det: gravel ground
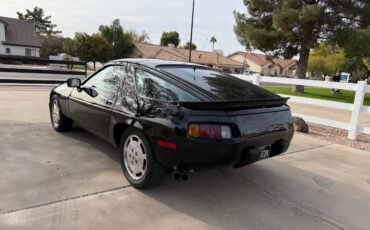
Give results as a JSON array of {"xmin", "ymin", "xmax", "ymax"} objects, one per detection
[{"xmin": 302, "ymin": 123, "xmax": 370, "ymax": 152}]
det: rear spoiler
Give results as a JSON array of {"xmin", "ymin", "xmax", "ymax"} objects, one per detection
[{"xmin": 175, "ymin": 97, "xmax": 289, "ymax": 111}]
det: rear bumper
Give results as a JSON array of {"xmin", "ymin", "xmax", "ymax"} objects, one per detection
[{"xmin": 154, "ymin": 128, "xmax": 294, "ymax": 170}]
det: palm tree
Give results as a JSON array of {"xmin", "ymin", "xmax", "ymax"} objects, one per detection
[{"xmin": 210, "ymin": 36, "xmax": 217, "ymax": 50}]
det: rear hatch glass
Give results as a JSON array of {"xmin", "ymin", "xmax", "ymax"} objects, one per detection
[{"xmin": 160, "ymin": 66, "xmax": 280, "ymax": 101}]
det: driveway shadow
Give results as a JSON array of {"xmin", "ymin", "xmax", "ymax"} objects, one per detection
[
  {"xmin": 59, "ymin": 126, "xmax": 120, "ymax": 164},
  {"xmin": 54, "ymin": 127, "xmax": 334, "ymax": 229},
  {"xmin": 136, "ymin": 163, "xmax": 305, "ymax": 229}
]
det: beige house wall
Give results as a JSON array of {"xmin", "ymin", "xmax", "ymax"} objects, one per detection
[
  {"xmin": 1, "ymin": 44, "xmax": 40, "ymax": 57},
  {"xmin": 261, "ymin": 63, "xmax": 272, "ymax": 75},
  {"xmin": 282, "ymin": 68, "xmax": 296, "ymax": 77},
  {"xmin": 281, "ymin": 62, "xmax": 297, "ymax": 77},
  {"xmin": 269, "ymin": 64, "xmax": 281, "ymax": 76},
  {"xmin": 229, "ymin": 53, "xmax": 298, "ymax": 77},
  {"xmin": 228, "ymin": 54, "xmax": 262, "ymax": 73},
  {"xmin": 248, "ymin": 61, "xmax": 263, "ymax": 73},
  {"xmin": 228, "ymin": 54, "xmax": 245, "ymax": 63},
  {"xmin": 129, "ymin": 47, "xmax": 144, "ymax": 58},
  {"xmin": 0, "ymin": 22, "xmax": 5, "ymax": 42}
]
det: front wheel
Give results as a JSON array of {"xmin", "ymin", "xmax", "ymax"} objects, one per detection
[
  {"xmin": 119, "ymin": 128, "xmax": 165, "ymax": 189},
  {"xmin": 50, "ymin": 95, "xmax": 73, "ymax": 132}
]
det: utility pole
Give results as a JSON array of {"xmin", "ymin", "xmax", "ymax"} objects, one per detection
[{"xmin": 188, "ymin": 0, "xmax": 195, "ymax": 62}]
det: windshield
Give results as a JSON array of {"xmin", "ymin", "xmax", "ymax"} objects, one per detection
[{"xmin": 161, "ymin": 67, "xmax": 280, "ymax": 101}]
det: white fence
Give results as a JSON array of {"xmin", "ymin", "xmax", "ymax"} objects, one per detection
[{"xmin": 233, "ymin": 74, "xmax": 370, "ymax": 140}]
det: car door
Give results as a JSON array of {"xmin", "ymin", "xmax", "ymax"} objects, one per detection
[{"xmin": 69, "ymin": 65, "xmax": 124, "ymax": 139}]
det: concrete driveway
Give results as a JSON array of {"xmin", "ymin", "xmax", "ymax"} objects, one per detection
[{"xmin": 0, "ymin": 85, "xmax": 370, "ymax": 230}]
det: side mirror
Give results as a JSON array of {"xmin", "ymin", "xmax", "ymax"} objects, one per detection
[
  {"xmin": 84, "ymin": 87, "xmax": 99, "ymax": 97},
  {"xmin": 66, "ymin": 78, "xmax": 81, "ymax": 88}
]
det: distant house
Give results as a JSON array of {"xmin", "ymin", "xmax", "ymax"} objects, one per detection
[
  {"xmin": 130, "ymin": 42, "xmax": 244, "ymax": 73},
  {"xmin": 0, "ymin": 16, "xmax": 41, "ymax": 57},
  {"xmin": 228, "ymin": 51, "xmax": 297, "ymax": 77}
]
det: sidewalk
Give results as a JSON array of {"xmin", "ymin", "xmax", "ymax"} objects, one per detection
[{"xmin": 289, "ymin": 101, "xmax": 370, "ymax": 126}]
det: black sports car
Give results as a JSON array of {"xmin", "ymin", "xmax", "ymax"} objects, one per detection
[{"xmin": 49, "ymin": 59, "xmax": 294, "ymax": 189}]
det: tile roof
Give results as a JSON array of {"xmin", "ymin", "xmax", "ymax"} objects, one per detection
[
  {"xmin": 134, "ymin": 42, "xmax": 244, "ymax": 67},
  {"xmin": 153, "ymin": 49, "xmax": 188, "ymax": 62},
  {"xmin": 0, "ymin": 16, "xmax": 41, "ymax": 47},
  {"xmin": 272, "ymin": 58, "xmax": 296, "ymax": 68},
  {"xmin": 229, "ymin": 51, "xmax": 296, "ymax": 68}
]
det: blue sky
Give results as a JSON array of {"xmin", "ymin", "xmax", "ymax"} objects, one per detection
[{"xmin": 0, "ymin": 0, "xmax": 247, "ymax": 55}]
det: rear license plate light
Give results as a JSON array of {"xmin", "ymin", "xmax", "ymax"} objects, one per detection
[{"xmin": 259, "ymin": 146, "xmax": 271, "ymax": 160}]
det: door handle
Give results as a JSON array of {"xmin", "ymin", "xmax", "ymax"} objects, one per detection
[{"xmin": 105, "ymin": 99, "xmax": 114, "ymax": 105}]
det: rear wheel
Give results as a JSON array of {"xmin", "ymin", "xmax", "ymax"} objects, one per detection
[
  {"xmin": 50, "ymin": 95, "xmax": 73, "ymax": 132},
  {"xmin": 119, "ymin": 128, "xmax": 164, "ymax": 189}
]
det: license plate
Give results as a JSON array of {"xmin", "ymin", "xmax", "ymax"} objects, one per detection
[{"xmin": 259, "ymin": 147, "xmax": 270, "ymax": 160}]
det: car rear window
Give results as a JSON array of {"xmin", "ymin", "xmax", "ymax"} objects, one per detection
[
  {"xmin": 136, "ymin": 69, "xmax": 200, "ymax": 102},
  {"xmin": 161, "ymin": 67, "xmax": 280, "ymax": 101}
]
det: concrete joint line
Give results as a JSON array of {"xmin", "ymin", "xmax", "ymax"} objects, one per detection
[
  {"xmin": 283, "ymin": 143, "xmax": 333, "ymax": 156},
  {"xmin": 1, "ymin": 185, "xmax": 132, "ymax": 216}
]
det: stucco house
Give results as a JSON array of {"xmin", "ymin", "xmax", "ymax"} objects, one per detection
[
  {"xmin": 130, "ymin": 42, "xmax": 245, "ymax": 73},
  {"xmin": 0, "ymin": 16, "xmax": 41, "ymax": 57},
  {"xmin": 228, "ymin": 51, "xmax": 297, "ymax": 77}
]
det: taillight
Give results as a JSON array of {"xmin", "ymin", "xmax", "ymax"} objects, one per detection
[{"xmin": 188, "ymin": 124, "xmax": 232, "ymax": 139}]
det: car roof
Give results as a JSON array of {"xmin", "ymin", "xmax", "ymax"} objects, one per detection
[{"xmin": 109, "ymin": 58, "xmax": 206, "ymax": 70}]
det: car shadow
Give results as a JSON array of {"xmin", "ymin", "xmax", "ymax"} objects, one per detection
[
  {"xmin": 136, "ymin": 163, "xmax": 292, "ymax": 229},
  {"xmin": 57, "ymin": 127, "xmax": 296, "ymax": 228},
  {"xmin": 59, "ymin": 126, "xmax": 121, "ymax": 164}
]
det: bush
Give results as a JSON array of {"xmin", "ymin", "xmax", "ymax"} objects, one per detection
[
  {"xmin": 351, "ymin": 68, "xmax": 368, "ymax": 83},
  {"xmin": 63, "ymin": 55, "xmax": 73, "ymax": 70}
]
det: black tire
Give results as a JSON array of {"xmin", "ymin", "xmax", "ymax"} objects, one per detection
[
  {"xmin": 50, "ymin": 95, "xmax": 73, "ymax": 132},
  {"xmin": 119, "ymin": 128, "xmax": 165, "ymax": 189}
]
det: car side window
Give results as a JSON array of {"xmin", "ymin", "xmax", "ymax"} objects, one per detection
[
  {"xmin": 135, "ymin": 69, "xmax": 199, "ymax": 102},
  {"xmin": 84, "ymin": 66, "xmax": 123, "ymax": 93},
  {"xmin": 122, "ymin": 64, "xmax": 136, "ymax": 91}
]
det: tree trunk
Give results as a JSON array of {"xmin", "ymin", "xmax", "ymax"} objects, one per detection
[
  {"xmin": 293, "ymin": 45, "xmax": 310, "ymax": 93},
  {"xmin": 93, "ymin": 62, "xmax": 96, "ymax": 71}
]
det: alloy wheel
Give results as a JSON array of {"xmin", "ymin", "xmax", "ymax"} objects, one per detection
[
  {"xmin": 52, "ymin": 100, "xmax": 60, "ymax": 127},
  {"xmin": 123, "ymin": 135, "xmax": 147, "ymax": 180}
]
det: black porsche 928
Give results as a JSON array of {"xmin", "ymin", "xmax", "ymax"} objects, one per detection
[{"xmin": 49, "ymin": 59, "xmax": 294, "ymax": 189}]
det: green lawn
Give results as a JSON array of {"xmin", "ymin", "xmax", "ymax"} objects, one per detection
[{"xmin": 264, "ymin": 86, "xmax": 370, "ymax": 106}]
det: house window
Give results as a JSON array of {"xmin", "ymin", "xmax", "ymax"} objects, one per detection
[
  {"xmin": 5, "ymin": 48, "xmax": 10, "ymax": 54},
  {"xmin": 25, "ymin": 48, "xmax": 37, "ymax": 57}
]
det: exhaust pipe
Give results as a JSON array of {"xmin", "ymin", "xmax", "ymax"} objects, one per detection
[
  {"xmin": 173, "ymin": 165, "xmax": 190, "ymax": 181},
  {"xmin": 174, "ymin": 173, "xmax": 181, "ymax": 180}
]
